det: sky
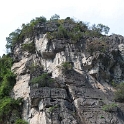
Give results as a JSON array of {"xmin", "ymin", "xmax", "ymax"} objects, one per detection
[{"xmin": 0, "ymin": 0, "xmax": 124, "ymax": 56}]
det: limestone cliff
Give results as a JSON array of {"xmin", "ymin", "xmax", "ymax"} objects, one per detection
[{"xmin": 10, "ymin": 20, "xmax": 124, "ymax": 124}]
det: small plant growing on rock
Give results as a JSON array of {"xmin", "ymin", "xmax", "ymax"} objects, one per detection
[
  {"xmin": 110, "ymin": 81, "xmax": 117, "ymax": 87},
  {"xmin": 29, "ymin": 64, "xmax": 43, "ymax": 73},
  {"xmin": 60, "ymin": 62, "xmax": 72, "ymax": 73},
  {"xmin": 30, "ymin": 73, "xmax": 54, "ymax": 87},
  {"xmin": 102, "ymin": 103, "xmax": 118, "ymax": 112},
  {"xmin": 48, "ymin": 104, "xmax": 58, "ymax": 113},
  {"xmin": 14, "ymin": 119, "xmax": 28, "ymax": 124},
  {"xmin": 21, "ymin": 42, "xmax": 35, "ymax": 53},
  {"xmin": 115, "ymin": 82, "xmax": 124, "ymax": 102},
  {"xmin": 100, "ymin": 115, "xmax": 105, "ymax": 119}
]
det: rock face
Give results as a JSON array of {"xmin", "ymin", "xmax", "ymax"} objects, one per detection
[{"xmin": 11, "ymin": 26, "xmax": 124, "ymax": 124}]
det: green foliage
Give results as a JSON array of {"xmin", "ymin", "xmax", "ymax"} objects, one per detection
[
  {"xmin": 102, "ymin": 103, "xmax": 117, "ymax": 112},
  {"xmin": 30, "ymin": 73, "xmax": 54, "ymax": 87},
  {"xmin": 0, "ymin": 55, "xmax": 13, "ymax": 76},
  {"xmin": 61, "ymin": 62, "xmax": 72, "ymax": 73},
  {"xmin": 100, "ymin": 115, "xmax": 105, "ymax": 119},
  {"xmin": 48, "ymin": 105, "xmax": 58, "ymax": 112},
  {"xmin": 29, "ymin": 64, "xmax": 43, "ymax": 73},
  {"xmin": 6, "ymin": 15, "xmax": 110, "ymax": 53},
  {"xmin": 14, "ymin": 119, "xmax": 28, "ymax": 124},
  {"xmin": 6, "ymin": 29, "xmax": 21, "ymax": 53},
  {"xmin": 91, "ymin": 24, "xmax": 110, "ymax": 35},
  {"xmin": 96, "ymin": 24, "xmax": 110, "ymax": 34},
  {"xmin": 115, "ymin": 82, "xmax": 124, "ymax": 102},
  {"xmin": 57, "ymin": 25, "xmax": 68, "ymax": 38},
  {"xmin": 21, "ymin": 42, "xmax": 35, "ymax": 53},
  {"xmin": 110, "ymin": 81, "xmax": 117, "ymax": 87},
  {"xmin": 20, "ymin": 16, "xmax": 46, "ymax": 40},
  {"xmin": 0, "ymin": 55, "xmax": 16, "ymax": 98},
  {"xmin": 6, "ymin": 16, "xmax": 46, "ymax": 53},
  {"xmin": 0, "ymin": 97, "xmax": 23, "ymax": 123},
  {"xmin": 46, "ymin": 22, "xmax": 85, "ymax": 43},
  {"xmin": 0, "ymin": 55, "xmax": 23, "ymax": 123},
  {"xmin": 68, "ymin": 24, "xmax": 83, "ymax": 43},
  {"xmin": 47, "ymin": 32, "xmax": 53, "ymax": 40},
  {"xmin": 84, "ymin": 30, "xmax": 102, "ymax": 37},
  {"xmin": 50, "ymin": 14, "xmax": 60, "ymax": 20}
]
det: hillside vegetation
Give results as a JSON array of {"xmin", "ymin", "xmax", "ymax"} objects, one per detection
[
  {"xmin": 6, "ymin": 14, "xmax": 109, "ymax": 53},
  {"xmin": 0, "ymin": 14, "xmax": 124, "ymax": 124}
]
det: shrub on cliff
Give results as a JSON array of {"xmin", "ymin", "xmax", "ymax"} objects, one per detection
[
  {"xmin": 115, "ymin": 82, "xmax": 124, "ymax": 102},
  {"xmin": 21, "ymin": 42, "xmax": 35, "ymax": 53},
  {"xmin": 102, "ymin": 103, "xmax": 118, "ymax": 112},
  {"xmin": 30, "ymin": 73, "xmax": 54, "ymax": 87},
  {"xmin": 14, "ymin": 119, "xmax": 28, "ymax": 124},
  {"xmin": 50, "ymin": 14, "xmax": 60, "ymax": 20},
  {"xmin": 29, "ymin": 64, "xmax": 43, "ymax": 73},
  {"xmin": 6, "ymin": 16, "xmax": 46, "ymax": 53},
  {"xmin": 6, "ymin": 15, "xmax": 110, "ymax": 54},
  {"xmin": 60, "ymin": 62, "xmax": 72, "ymax": 73}
]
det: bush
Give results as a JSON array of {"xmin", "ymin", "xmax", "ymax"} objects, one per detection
[
  {"xmin": 61, "ymin": 62, "xmax": 72, "ymax": 73},
  {"xmin": 102, "ymin": 103, "xmax": 118, "ymax": 112},
  {"xmin": 50, "ymin": 14, "xmax": 60, "ymax": 20},
  {"xmin": 57, "ymin": 25, "xmax": 68, "ymax": 38},
  {"xmin": 14, "ymin": 119, "xmax": 28, "ymax": 124},
  {"xmin": 30, "ymin": 73, "xmax": 54, "ymax": 87},
  {"xmin": 6, "ymin": 16, "xmax": 46, "ymax": 53},
  {"xmin": 48, "ymin": 105, "xmax": 58, "ymax": 113},
  {"xmin": 21, "ymin": 42, "xmax": 35, "ymax": 53},
  {"xmin": 115, "ymin": 82, "xmax": 124, "ymax": 102},
  {"xmin": 46, "ymin": 32, "xmax": 55, "ymax": 40},
  {"xmin": 29, "ymin": 64, "xmax": 43, "ymax": 73},
  {"xmin": 110, "ymin": 81, "xmax": 117, "ymax": 87}
]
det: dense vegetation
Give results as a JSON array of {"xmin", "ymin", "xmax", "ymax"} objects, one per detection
[
  {"xmin": 30, "ymin": 73, "xmax": 54, "ymax": 87},
  {"xmin": 0, "ymin": 55, "xmax": 16, "ymax": 98},
  {"xmin": 6, "ymin": 16, "xmax": 46, "ymax": 53},
  {"xmin": 0, "ymin": 55, "xmax": 27, "ymax": 124},
  {"xmin": 6, "ymin": 14, "xmax": 110, "ymax": 53}
]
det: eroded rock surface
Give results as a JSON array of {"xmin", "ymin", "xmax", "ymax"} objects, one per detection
[{"xmin": 11, "ymin": 32, "xmax": 124, "ymax": 124}]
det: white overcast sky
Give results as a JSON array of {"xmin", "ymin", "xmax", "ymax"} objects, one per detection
[{"xmin": 0, "ymin": 0, "xmax": 124, "ymax": 56}]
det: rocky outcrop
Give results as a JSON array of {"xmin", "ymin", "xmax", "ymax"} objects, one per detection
[{"xmin": 11, "ymin": 27, "xmax": 124, "ymax": 124}]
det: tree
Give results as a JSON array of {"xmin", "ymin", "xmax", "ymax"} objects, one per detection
[
  {"xmin": 92, "ymin": 24, "xmax": 110, "ymax": 34},
  {"xmin": 50, "ymin": 14, "xmax": 60, "ymax": 20},
  {"xmin": 91, "ymin": 24, "xmax": 110, "ymax": 36},
  {"xmin": 6, "ymin": 29, "xmax": 21, "ymax": 53},
  {"xmin": 97, "ymin": 24, "xmax": 110, "ymax": 34}
]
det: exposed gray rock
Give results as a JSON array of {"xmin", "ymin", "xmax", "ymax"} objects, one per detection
[{"xmin": 11, "ymin": 32, "xmax": 124, "ymax": 124}]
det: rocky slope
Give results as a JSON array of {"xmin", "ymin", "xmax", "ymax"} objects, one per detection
[{"xmin": 10, "ymin": 20, "xmax": 124, "ymax": 124}]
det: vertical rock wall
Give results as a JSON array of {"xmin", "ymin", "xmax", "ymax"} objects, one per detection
[{"xmin": 11, "ymin": 34, "xmax": 124, "ymax": 124}]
